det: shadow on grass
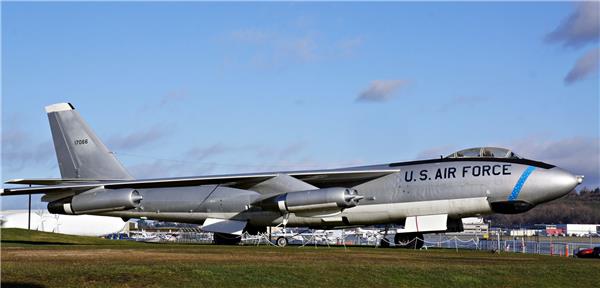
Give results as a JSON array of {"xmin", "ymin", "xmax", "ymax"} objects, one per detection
[{"xmin": 1, "ymin": 282, "xmax": 46, "ymax": 288}]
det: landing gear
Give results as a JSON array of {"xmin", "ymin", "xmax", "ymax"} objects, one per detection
[
  {"xmin": 394, "ymin": 232, "xmax": 424, "ymax": 249},
  {"xmin": 245, "ymin": 226, "xmax": 266, "ymax": 235},
  {"xmin": 380, "ymin": 238, "xmax": 391, "ymax": 248},
  {"xmin": 276, "ymin": 236, "xmax": 288, "ymax": 247},
  {"xmin": 394, "ymin": 233, "xmax": 409, "ymax": 248},
  {"xmin": 380, "ymin": 225, "xmax": 391, "ymax": 248},
  {"xmin": 213, "ymin": 233, "xmax": 241, "ymax": 245}
]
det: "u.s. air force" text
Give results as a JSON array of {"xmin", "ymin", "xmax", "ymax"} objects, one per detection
[{"xmin": 404, "ymin": 164, "xmax": 511, "ymax": 182}]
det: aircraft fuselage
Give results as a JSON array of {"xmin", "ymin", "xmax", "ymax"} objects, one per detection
[{"xmin": 101, "ymin": 157, "xmax": 579, "ymax": 229}]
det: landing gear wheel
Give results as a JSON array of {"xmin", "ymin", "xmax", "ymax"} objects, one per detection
[
  {"xmin": 394, "ymin": 233, "xmax": 410, "ymax": 248},
  {"xmin": 380, "ymin": 238, "xmax": 391, "ymax": 248},
  {"xmin": 276, "ymin": 236, "xmax": 288, "ymax": 247},
  {"xmin": 395, "ymin": 233, "xmax": 424, "ymax": 249},
  {"xmin": 213, "ymin": 233, "xmax": 241, "ymax": 245},
  {"xmin": 413, "ymin": 233, "xmax": 424, "ymax": 249}
]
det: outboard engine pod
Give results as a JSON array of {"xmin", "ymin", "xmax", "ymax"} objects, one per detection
[
  {"xmin": 274, "ymin": 187, "xmax": 362, "ymax": 215},
  {"xmin": 48, "ymin": 188, "xmax": 142, "ymax": 215}
]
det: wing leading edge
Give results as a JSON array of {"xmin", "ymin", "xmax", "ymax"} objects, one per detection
[{"xmin": 2, "ymin": 169, "xmax": 399, "ymax": 196}]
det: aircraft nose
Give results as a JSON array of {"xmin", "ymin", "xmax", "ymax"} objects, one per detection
[
  {"xmin": 551, "ymin": 168, "xmax": 581, "ymax": 188},
  {"xmin": 540, "ymin": 167, "xmax": 582, "ymax": 201}
]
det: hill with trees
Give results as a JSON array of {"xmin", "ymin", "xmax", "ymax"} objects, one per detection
[{"xmin": 486, "ymin": 187, "xmax": 600, "ymax": 226}]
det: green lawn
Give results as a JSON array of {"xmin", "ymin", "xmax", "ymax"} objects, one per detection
[
  {"xmin": 2, "ymin": 228, "xmax": 599, "ymax": 288},
  {"xmin": 0, "ymin": 228, "xmax": 141, "ymax": 246}
]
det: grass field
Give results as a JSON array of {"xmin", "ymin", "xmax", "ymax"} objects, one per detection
[{"xmin": 2, "ymin": 228, "xmax": 599, "ymax": 288}]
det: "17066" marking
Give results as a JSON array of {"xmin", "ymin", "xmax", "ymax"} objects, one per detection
[{"xmin": 74, "ymin": 139, "xmax": 89, "ymax": 145}]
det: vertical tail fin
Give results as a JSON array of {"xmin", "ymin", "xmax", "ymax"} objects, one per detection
[{"xmin": 45, "ymin": 103, "xmax": 134, "ymax": 180}]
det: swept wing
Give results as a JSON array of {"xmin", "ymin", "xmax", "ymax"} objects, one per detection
[{"xmin": 2, "ymin": 169, "xmax": 399, "ymax": 196}]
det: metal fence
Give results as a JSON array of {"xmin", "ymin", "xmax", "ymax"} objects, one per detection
[
  {"xmin": 413, "ymin": 234, "xmax": 599, "ymax": 257},
  {"xmin": 118, "ymin": 228, "xmax": 599, "ymax": 257}
]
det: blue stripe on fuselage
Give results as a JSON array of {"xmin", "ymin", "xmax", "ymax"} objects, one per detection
[{"xmin": 508, "ymin": 166, "xmax": 536, "ymax": 201}]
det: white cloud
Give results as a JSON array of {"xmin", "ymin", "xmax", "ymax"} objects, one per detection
[
  {"xmin": 2, "ymin": 128, "xmax": 54, "ymax": 173},
  {"xmin": 545, "ymin": 2, "xmax": 600, "ymax": 86},
  {"xmin": 337, "ymin": 36, "xmax": 363, "ymax": 57},
  {"xmin": 185, "ymin": 143, "xmax": 231, "ymax": 161},
  {"xmin": 127, "ymin": 159, "xmax": 216, "ymax": 179},
  {"xmin": 227, "ymin": 26, "xmax": 363, "ymax": 69},
  {"xmin": 284, "ymin": 35, "xmax": 317, "ymax": 61},
  {"xmin": 510, "ymin": 137, "xmax": 599, "ymax": 187},
  {"xmin": 545, "ymin": 1, "xmax": 599, "ymax": 48},
  {"xmin": 107, "ymin": 125, "xmax": 170, "ymax": 151},
  {"xmin": 356, "ymin": 80, "xmax": 408, "ymax": 102},
  {"xmin": 277, "ymin": 142, "xmax": 307, "ymax": 160},
  {"xmin": 564, "ymin": 47, "xmax": 600, "ymax": 84},
  {"xmin": 160, "ymin": 89, "xmax": 189, "ymax": 106}
]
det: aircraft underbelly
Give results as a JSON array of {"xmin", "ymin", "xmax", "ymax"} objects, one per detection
[
  {"xmin": 102, "ymin": 196, "xmax": 491, "ymax": 228},
  {"xmin": 341, "ymin": 196, "xmax": 492, "ymax": 225}
]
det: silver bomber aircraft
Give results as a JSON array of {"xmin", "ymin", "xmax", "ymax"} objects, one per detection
[{"xmin": 1, "ymin": 103, "xmax": 584, "ymax": 247}]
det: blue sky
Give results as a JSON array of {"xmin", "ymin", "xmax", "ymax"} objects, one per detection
[{"xmin": 2, "ymin": 2, "xmax": 599, "ymax": 209}]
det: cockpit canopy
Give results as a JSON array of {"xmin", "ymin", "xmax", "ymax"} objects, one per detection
[{"xmin": 445, "ymin": 147, "xmax": 521, "ymax": 159}]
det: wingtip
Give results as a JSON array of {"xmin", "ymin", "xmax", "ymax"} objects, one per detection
[
  {"xmin": 45, "ymin": 103, "xmax": 75, "ymax": 113},
  {"xmin": 5, "ymin": 178, "xmax": 27, "ymax": 185}
]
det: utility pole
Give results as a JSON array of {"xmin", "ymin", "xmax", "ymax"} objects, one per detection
[
  {"xmin": 497, "ymin": 228, "xmax": 501, "ymax": 253},
  {"xmin": 28, "ymin": 185, "xmax": 32, "ymax": 230}
]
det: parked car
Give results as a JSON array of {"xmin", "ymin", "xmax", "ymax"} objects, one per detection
[{"xmin": 575, "ymin": 247, "xmax": 600, "ymax": 259}]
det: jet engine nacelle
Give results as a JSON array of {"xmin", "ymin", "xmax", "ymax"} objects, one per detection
[
  {"xmin": 274, "ymin": 187, "xmax": 362, "ymax": 216},
  {"xmin": 48, "ymin": 188, "xmax": 143, "ymax": 215}
]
